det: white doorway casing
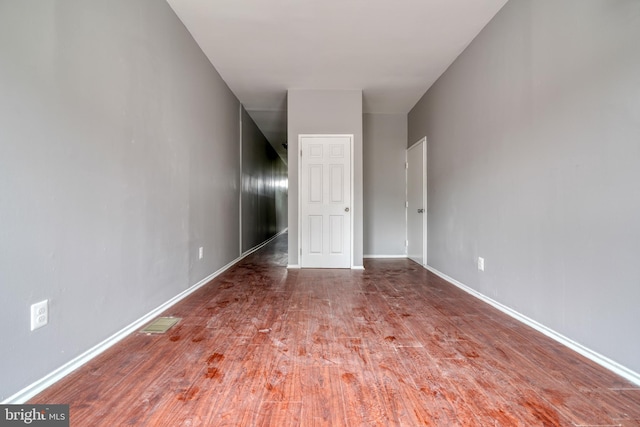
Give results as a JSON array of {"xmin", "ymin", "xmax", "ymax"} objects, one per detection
[
  {"xmin": 299, "ymin": 134, "xmax": 353, "ymax": 268},
  {"xmin": 407, "ymin": 137, "xmax": 427, "ymax": 266}
]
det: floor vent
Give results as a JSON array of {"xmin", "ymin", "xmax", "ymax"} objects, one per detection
[{"xmin": 139, "ymin": 317, "xmax": 181, "ymax": 334}]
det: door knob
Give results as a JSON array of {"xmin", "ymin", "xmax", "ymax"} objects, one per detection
[
  {"xmin": 345, "ymin": 207, "xmax": 350, "ymax": 212},
  {"xmin": 418, "ymin": 209, "xmax": 424, "ymax": 213}
]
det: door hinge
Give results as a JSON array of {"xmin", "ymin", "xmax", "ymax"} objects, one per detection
[
  {"xmin": 405, "ymin": 240, "xmax": 409, "ymax": 247},
  {"xmin": 300, "ymin": 248, "xmax": 302, "ymax": 256},
  {"xmin": 300, "ymin": 150, "xmax": 302, "ymax": 157},
  {"xmin": 405, "ymin": 162, "xmax": 409, "ymax": 169},
  {"xmin": 405, "ymin": 201, "xmax": 409, "ymax": 208}
]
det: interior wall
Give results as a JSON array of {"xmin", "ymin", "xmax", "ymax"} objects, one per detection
[
  {"xmin": 0, "ymin": 0, "xmax": 247, "ymax": 400},
  {"xmin": 363, "ymin": 113, "xmax": 408, "ymax": 257},
  {"xmin": 409, "ymin": 0, "xmax": 640, "ymax": 374},
  {"xmin": 241, "ymin": 107, "xmax": 288, "ymax": 252},
  {"xmin": 287, "ymin": 89, "xmax": 363, "ymax": 267}
]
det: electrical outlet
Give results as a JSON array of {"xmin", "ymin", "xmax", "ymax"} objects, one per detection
[
  {"xmin": 31, "ymin": 300, "xmax": 48, "ymax": 331},
  {"xmin": 198, "ymin": 247, "xmax": 204, "ymax": 260},
  {"xmin": 478, "ymin": 257, "xmax": 485, "ymax": 271}
]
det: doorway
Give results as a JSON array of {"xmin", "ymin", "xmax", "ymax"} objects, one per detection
[
  {"xmin": 299, "ymin": 134, "xmax": 353, "ymax": 268},
  {"xmin": 407, "ymin": 137, "xmax": 427, "ymax": 266}
]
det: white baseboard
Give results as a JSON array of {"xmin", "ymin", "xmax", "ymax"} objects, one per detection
[
  {"xmin": 241, "ymin": 228, "xmax": 287, "ymax": 258},
  {"xmin": 363, "ymin": 254, "xmax": 407, "ymax": 259},
  {"xmin": 3, "ymin": 230, "xmax": 288, "ymax": 404},
  {"xmin": 426, "ymin": 265, "xmax": 640, "ymax": 387},
  {"xmin": 288, "ymin": 264, "xmax": 364, "ymax": 270}
]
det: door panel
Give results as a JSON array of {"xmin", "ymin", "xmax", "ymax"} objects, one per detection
[
  {"xmin": 301, "ymin": 135, "xmax": 351, "ymax": 268},
  {"xmin": 329, "ymin": 215, "xmax": 343, "ymax": 253},
  {"xmin": 309, "ymin": 215, "xmax": 323, "ymax": 254},
  {"xmin": 407, "ymin": 139, "xmax": 426, "ymax": 266},
  {"xmin": 330, "ymin": 165, "xmax": 344, "ymax": 202},
  {"xmin": 309, "ymin": 165, "xmax": 323, "ymax": 203}
]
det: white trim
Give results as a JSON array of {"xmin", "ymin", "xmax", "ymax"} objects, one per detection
[
  {"xmin": 423, "ymin": 139, "xmax": 427, "ymax": 264},
  {"xmin": 297, "ymin": 140, "xmax": 301, "ymax": 266},
  {"xmin": 363, "ymin": 254, "xmax": 407, "ymax": 259},
  {"xmin": 239, "ymin": 104, "xmax": 243, "ymax": 256},
  {"xmin": 2, "ymin": 230, "xmax": 287, "ymax": 404},
  {"xmin": 426, "ymin": 265, "xmax": 640, "ymax": 387},
  {"xmin": 298, "ymin": 134, "xmax": 354, "ymax": 269},
  {"xmin": 286, "ymin": 264, "xmax": 301, "ymax": 269},
  {"xmin": 242, "ymin": 228, "xmax": 287, "ymax": 257},
  {"xmin": 350, "ymin": 136, "xmax": 355, "ymax": 270},
  {"xmin": 407, "ymin": 136, "xmax": 427, "ymax": 151},
  {"xmin": 351, "ymin": 265, "xmax": 365, "ymax": 270},
  {"xmin": 406, "ymin": 137, "xmax": 427, "ymax": 266}
]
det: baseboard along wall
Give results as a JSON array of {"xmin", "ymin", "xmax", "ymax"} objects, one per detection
[
  {"xmin": 426, "ymin": 265, "xmax": 640, "ymax": 387},
  {"xmin": 3, "ymin": 229, "xmax": 287, "ymax": 404}
]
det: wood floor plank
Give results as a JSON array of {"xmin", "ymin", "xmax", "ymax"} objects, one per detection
[
  {"xmin": 395, "ymin": 346, "xmax": 476, "ymax": 425},
  {"xmin": 256, "ymin": 401, "xmax": 303, "ymax": 427},
  {"xmin": 299, "ymin": 366, "xmax": 347, "ymax": 426},
  {"xmin": 29, "ymin": 234, "xmax": 640, "ymax": 425}
]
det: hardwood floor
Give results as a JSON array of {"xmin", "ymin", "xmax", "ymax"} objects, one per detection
[{"xmin": 31, "ymin": 234, "xmax": 640, "ymax": 426}]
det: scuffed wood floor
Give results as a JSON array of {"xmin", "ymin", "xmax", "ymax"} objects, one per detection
[{"xmin": 31, "ymin": 234, "xmax": 640, "ymax": 426}]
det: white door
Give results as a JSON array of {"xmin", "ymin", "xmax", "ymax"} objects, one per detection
[
  {"xmin": 407, "ymin": 138, "xmax": 427, "ymax": 265},
  {"xmin": 300, "ymin": 135, "xmax": 352, "ymax": 268}
]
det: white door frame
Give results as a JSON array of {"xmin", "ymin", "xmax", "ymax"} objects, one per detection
[
  {"xmin": 406, "ymin": 137, "xmax": 427, "ymax": 266},
  {"xmin": 298, "ymin": 134, "xmax": 354, "ymax": 268}
]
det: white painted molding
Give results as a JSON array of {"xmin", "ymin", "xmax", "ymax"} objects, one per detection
[
  {"xmin": 426, "ymin": 265, "xmax": 640, "ymax": 387},
  {"xmin": 407, "ymin": 136, "xmax": 427, "ymax": 150},
  {"xmin": 238, "ymin": 104, "xmax": 243, "ymax": 258},
  {"xmin": 241, "ymin": 228, "xmax": 287, "ymax": 258},
  {"xmin": 288, "ymin": 264, "xmax": 363, "ymax": 270},
  {"xmin": 3, "ymin": 230, "xmax": 288, "ymax": 404},
  {"xmin": 406, "ymin": 137, "xmax": 427, "ymax": 266},
  {"xmin": 363, "ymin": 254, "xmax": 407, "ymax": 259}
]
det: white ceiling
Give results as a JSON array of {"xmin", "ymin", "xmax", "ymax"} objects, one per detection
[{"xmin": 167, "ymin": 0, "xmax": 508, "ymax": 160}]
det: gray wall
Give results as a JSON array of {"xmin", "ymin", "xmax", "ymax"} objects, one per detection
[
  {"xmin": 287, "ymin": 89, "xmax": 363, "ymax": 267},
  {"xmin": 363, "ymin": 114, "xmax": 408, "ymax": 257},
  {"xmin": 241, "ymin": 107, "xmax": 288, "ymax": 253},
  {"xmin": 0, "ymin": 0, "xmax": 280, "ymax": 401},
  {"xmin": 409, "ymin": 0, "xmax": 640, "ymax": 374}
]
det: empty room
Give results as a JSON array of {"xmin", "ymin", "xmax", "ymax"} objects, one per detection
[{"xmin": 1, "ymin": 0, "xmax": 639, "ymax": 425}]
